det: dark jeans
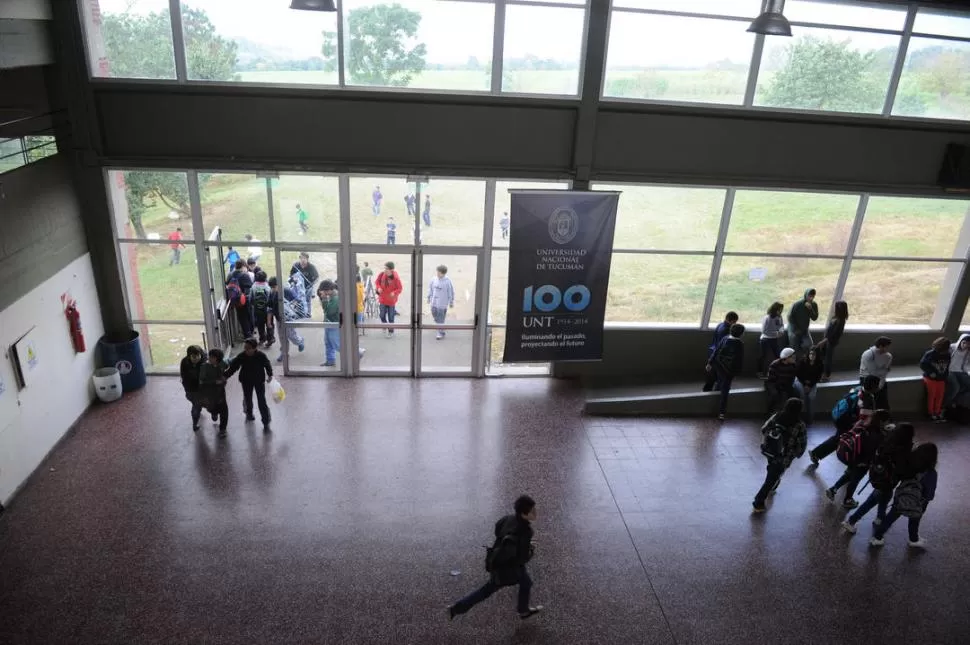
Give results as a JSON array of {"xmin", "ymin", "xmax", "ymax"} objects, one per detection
[
  {"xmin": 254, "ymin": 312, "xmax": 274, "ymax": 345},
  {"xmin": 809, "ymin": 417, "xmax": 852, "ymax": 462},
  {"xmin": 379, "ymin": 303, "xmax": 396, "ymax": 333},
  {"xmin": 758, "ymin": 338, "xmax": 779, "ymax": 374},
  {"xmin": 944, "ymin": 371, "xmax": 970, "ymax": 408},
  {"xmin": 235, "ymin": 306, "xmax": 253, "ymax": 339},
  {"xmin": 451, "ymin": 567, "xmax": 532, "ymax": 615},
  {"xmin": 848, "ymin": 489, "xmax": 890, "ymax": 525},
  {"xmin": 861, "ymin": 378, "xmax": 890, "ymax": 409},
  {"xmin": 823, "ymin": 342, "xmax": 838, "ymax": 377},
  {"xmin": 242, "ymin": 381, "xmax": 271, "ymax": 424},
  {"xmin": 754, "ymin": 461, "xmax": 787, "ymax": 507},
  {"xmin": 198, "ymin": 388, "xmax": 228, "ymax": 430},
  {"xmin": 703, "ymin": 368, "xmax": 734, "ymax": 415},
  {"xmin": 830, "ymin": 464, "xmax": 867, "ymax": 500},
  {"xmin": 873, "ymin": 507, "xmax": 921, "ymax": 542},
  {"xmin": 765, "ymin": 383, "xmax": 796, "ymax": 414}
]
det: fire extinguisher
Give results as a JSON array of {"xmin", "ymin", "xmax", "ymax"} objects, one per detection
[{"xmin": 66, "ymin": 303, "xmax": 86, "ymax": 353}]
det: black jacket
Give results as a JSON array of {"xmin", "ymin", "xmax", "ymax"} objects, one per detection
[
  {"xmin": 180, "ymin": 357, "xmax": 201, "ymax": 393},
  {"xmin": 709, "ymin": 336, "xmax": 744, "ymax": 376},
  {"xmin": 495, "ymin": 514, "xmax": 533, "ymax": 568},
  {"xmin": 825, "ymin": 317, "xmax": 845, "ymax": 347},
  {"xmin": 797, "ymin": 357, "xmax": 825, "ymax": 388},
  {"xmin": 224, "ymin": 351, "xmax": 273, "ymax": 384}
]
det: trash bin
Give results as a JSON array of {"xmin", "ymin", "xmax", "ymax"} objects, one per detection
[
  {"xmin": 93, "ymin": 367, "xmax": 123, "ymax": 403},
  {"xmin": 97, "ymin": 330, "xmax": 147, "ymax": 392}
]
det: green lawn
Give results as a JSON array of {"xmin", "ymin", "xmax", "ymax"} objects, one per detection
[{"xmin": 123, "ymin": 172, "xmax": 970, "ymax": 368}]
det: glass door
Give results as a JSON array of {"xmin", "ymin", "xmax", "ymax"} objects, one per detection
[
  {"xmin": 203, "ymin": 227, "xmax": 236, "ymax": 351},
  {"xmin": 416, "ymin": 249, "xmax": 482, "ymax": 376},
  {"xmin": 352, "ymin": 249, "xmax": 415, "ymax": 375}
]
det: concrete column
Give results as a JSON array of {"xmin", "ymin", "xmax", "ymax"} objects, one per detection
[
  {"xmin": 570, "ymin": 0, "xmax": 610, "ymax": 189},
  {"xmin": 938, "ymin": 204, "xmax": 970, "ymax": 336}
]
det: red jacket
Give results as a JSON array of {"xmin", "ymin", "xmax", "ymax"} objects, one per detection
[{"xmin": 375, "ymin": 270, "xmax": 403, "ymax": 305}]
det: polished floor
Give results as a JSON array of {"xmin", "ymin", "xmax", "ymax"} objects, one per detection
[{"xmin": 1, "ymin": 378, "xmax": 969, "ymax": 645}]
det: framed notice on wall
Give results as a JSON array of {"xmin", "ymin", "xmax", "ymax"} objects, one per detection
[{"xmin": 10, "ymin": 327, "xmax": 41, "ymax": 389}]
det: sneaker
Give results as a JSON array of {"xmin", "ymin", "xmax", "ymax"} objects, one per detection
[
  {"xmin": 869, "ymin": 536, "xmax": 885, "ymax": 547},
  {"xmin": 908, "ymin": 538, "xmax": 926, "ymax": 549},
  {"xmin": 192, "ymin": 423, "xmax": 200, "ymax": 432},
  {"xmin": 447, "ymin": 605, "xmax": 457, "ymax": 621},
  {"xmin": 245, "ymin": 414, "xmax": 255, "ymax": 421},
  {"xmin": 825, "ymin": 488, "xmax": 836, "ymax": 502},
  {"xmin": 929, "ymin": 414, "xmax": 939, "ymax": 422},
  {"xmin": 211, "ymin": 412, "xmax": 218, "ymax": 422},
  {"xmin": 842, "ymin": 498, "xmax": 859, "ymax": 509},
  {"xmin": 809, "ymin": 451, "xmax": 820, "ymax": 467},
  {"xmin": 321, "ymin": 361, "xmax": 336, "ymax": 367},
  {"xmin": 298, "ymin": 342, "xmax": 305, "ymax": 352},
  {"xmin": 873, "ymin": 517, "xmax": 883, "ymax": 527},
  {"xmin": 935, "ymin": 415, "xmax": 947, "ymax": 424},
  {"xmin": 519, "ymin": 606, "xmax": 543, "ymax": 620},
  {"xmin": 752, "ymin": 502, "xmax": 766, "ymax": 513},
  {"xmin": 841, "ymin": 520, "xmax": 857, "ymax": 534},
  {"xmin": 263, "ymin": 423, "xmax": 271, "ymax": 433},
  {"xmin": 718, "ymin": 413, "xmax": 725, "ymax": 421}
]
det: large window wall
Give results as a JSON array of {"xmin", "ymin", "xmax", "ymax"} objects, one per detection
[
  {"xmin": 81, "ymin": 0, "xmax": 589, "ymax": 96},
  {"xmin": 603, "ymin": 0, "xmax": 970, "ymax": 123},
  {"xmin": 591, "ymin": 183, "xmax": 970, "ymax": 330}
]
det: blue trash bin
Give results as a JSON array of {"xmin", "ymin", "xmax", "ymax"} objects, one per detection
[{"xmin": 97, "ymin": 330, "xmax": 147, "ymax": 392}]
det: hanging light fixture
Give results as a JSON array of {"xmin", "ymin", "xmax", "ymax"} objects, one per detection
[
  {"xmin": 290, "ymin": 0, "xmax": 337, "ymax": 11},
  {"xmin": 747, "ymin": 0, "xmax": 792, "ymax": 36}
]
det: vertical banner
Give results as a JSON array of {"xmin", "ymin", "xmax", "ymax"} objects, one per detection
[{"xmin": 503, "ymin": 190, "xmax": 619, "ymax": 362}]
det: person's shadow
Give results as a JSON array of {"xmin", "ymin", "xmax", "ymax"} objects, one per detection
[
  {"xmin": 246, "ymin": 423, "xmax": 287, "ymax": 496},
  {"xmin": 194, "ymin": 429, "xmax": 240, "ymax": 502}
]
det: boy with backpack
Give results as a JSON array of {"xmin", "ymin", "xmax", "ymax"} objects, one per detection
[
  {"xmin": 199, "ymin": 348, "xmax": 230, "ymax": 437},
  {"xmin": 841, "ymin": 423, "xmax": 915, "ymax": 534},
  {"xmin": 824, "ymin": 409, "xmax": 891, "ymax": 509},
  {"xmin": 808, "ymin": 375, "xmax": 880, "ymax": 466},
  {"xmin": 702, "ymin": 323, "xmax": 745, "ymax": 421},
  {"xmin": 250, "ymin": 270, "xmax": 274, "ymax": 348},
  {"xmin": 227, "ymin": 260, "xmax": 254, "ymax": 341},
  {"xmin": 753, "ymin": 398, "xmax": 807, "ymax": 512},
  {"xmin": 708, "ymin": 311, "xmax": 739, "ymax": 360},
  {"xmin": 870, "ymin": 442, "xmax": 938, "ymax": 549},
  {"xmin": 448, "ymin": 495, "xmax": 543, "ymax": 621}
]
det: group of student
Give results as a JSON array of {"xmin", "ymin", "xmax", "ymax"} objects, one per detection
[{"xmin": 753, "ymin": 381, "xmax": 939, "ymax": 549}]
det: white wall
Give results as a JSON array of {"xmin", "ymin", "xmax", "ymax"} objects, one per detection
[{"xmin": 0, "ymin": 253, "xmax": 104, "ymax": 506}]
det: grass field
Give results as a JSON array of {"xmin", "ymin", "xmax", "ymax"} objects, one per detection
[{"xmin": 122, "ymin": 173, "xmax": 970, "ymax": 369}]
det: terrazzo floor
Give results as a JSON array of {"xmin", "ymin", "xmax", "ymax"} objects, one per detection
[{"xmin": 1, "ymin": 376, "xmax": 968, "ymax": 644}]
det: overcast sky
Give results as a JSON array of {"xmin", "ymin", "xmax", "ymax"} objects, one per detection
[{"xmin": 98, "ymin": 0, "xmax": 970, "ymax": 67}]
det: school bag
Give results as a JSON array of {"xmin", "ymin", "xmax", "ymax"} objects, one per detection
[
  {"xmin": 250, "ymin": 284, "xmax": 270, "ymax": 313},
  {"xmin": 836, "ymin": 427, "xmax": 864, "ymax": 465},
  {"xmin": 760, "ymin": 417, "xmax": 786, "ymax": 461},
  {"xmin": 893, "ymin": 477, "xmax": 925, "ymax": 518},
  {"xmin": 831, "ymin": 387, "xmax": 861, "ymax": 423},
  {"xmin": 484, "ymin": 532, "xmax": 518, "ymax": 574},
  {"xmin": 868, "ymin": 444, "xmax": 900, "ymax": 492},
  {"xmin": 226, "ymin": 277, "xmax": 247, "ymax": 309}
]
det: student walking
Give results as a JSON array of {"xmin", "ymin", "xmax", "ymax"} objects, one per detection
[
  {"xmin": 787, "ymin": 288, "xmax": 819, "ymax": 355},
  {"xmin": 794, "ymin": 345, "xmax": 825, "ymax": 423},
  {"xmin": 355, "ymin": 275, "xmax": 365, "ymax": 335},
  {"xmin": 809, "ymin": 376, "xmax": 880, "ymax": 465},
  {"xmin": 448, "ymin": 495, "xmax": 543, "ymax": 621},
  {"xmin": 841, "ymin": 423, "xmax": 915, "ymax": 533},
  {"xmin": 753, "ymin": 398, "xmax": 807, "ymax": 512},
  {"xmin": 224, "ymin": 339, "xmax": 273, "ymax": 432},
  {"xmin": 227, "ymin": 260, "xmax": 254, "ymax": 340},
  {"xmin": 758, "ymin": 302, "xmax": 785, "ymax": 378},
  {"xmin": 372, "ymin": 185, "xmax": 383, "ymax": 216},
  {"xmin": 296, "ymin": 203, "xmax": 309, "ymax": 235},
  {"xmin": 422, "ymin": 195, "xmax": 432, "ymax": 227},
  {"xmin": 289, "ymin": 252, "xmax": 320, "ymax": 317},
  {"xmin": 500, "ymin": 212, "xmax": 510, "ymax": 240},
  {"xmin": 860, "ymin": 336, "xmax": 893, "ymax": 409},
  {"xmin": 427, "ymin": 265, "xmax": 455, "ymax": 340},
  {"xmin": 317, "ymin": 280, "xmax": 366, "ymax": 367},
  {"xmin": 386, "ymin": 217, "xmax": 397, "ymax": 245},
  {"xmin": 199, "ymin": 348, "xmax": 230, "ymax": 437},
  {"xmin": 180, "ymin": 345, "xmax": 205, "ymax": 430},
  {"xmin": 270, "ymin": 277, "xmax": 307, "ymax": 362},
  {"xmin": 376, "ymin": 261, "xmax": 403, "ymax": 336},
  {"xmin": 168, "ymin": 227, "xmax": 186, "ymax": 266},
  {"xmin": 824, "ymin": 410, "xmax": 891, "ymax": 509},
  {"xmin": 870, "ymin": 442, "xmax": 938, "ymax": 549},
  {"xmin": 820, "ymin": 301, "xmax": 848, "ymax": 382},
  {"xmin": 703, "ymin": 323, "xmax": 745, "ymax": 421},
  {"xmin": 765, "ymin": 348, "xmax": 798, "ymax": 413},
  {"xmin": 921, "ymin": 337, "xmax": 951, "ymax": 422},
  {"xmin": 250, "ymin": 270, "xmax": 274, "ymax": 347}
]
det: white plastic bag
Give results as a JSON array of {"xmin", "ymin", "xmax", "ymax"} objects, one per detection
[{"xmin": 269, "ymin": 378, "xmax": 285, "ymax": 404}]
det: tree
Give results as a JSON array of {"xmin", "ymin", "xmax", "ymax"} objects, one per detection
[
  {"xmin": 123, "ymin": 173, "xmax": 192, "ymax": 238},
  {"xmin": 101, "ymin": 5, "xmax": 237, "ymax": 81},
  {"xmin": 762, "ymin": 37, "xmax": 884, "ymax": 113},
  {"xmin": 340, "ymin": 4, "xmax": 427, "ymax": 86},
  {"xmin": 322, "ymin": 30, "xmax": 338, "ymax": 73}
]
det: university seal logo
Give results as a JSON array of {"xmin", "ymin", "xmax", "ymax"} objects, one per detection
[{"xmin": 548, "ymin": 207, "xmax": 579, "ymax": 245}]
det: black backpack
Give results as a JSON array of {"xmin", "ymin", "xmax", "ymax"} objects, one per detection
[
  {"xmin": 484, "ymin": 532, "xmax": 517, "ymax": 574},
  {"xmin": 760, "ymin": 418, "xmax": 786, "ymax": 460},
  {"xmin": 868, "ymin": 445, "xmax": 899, "ymax": 492}
]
